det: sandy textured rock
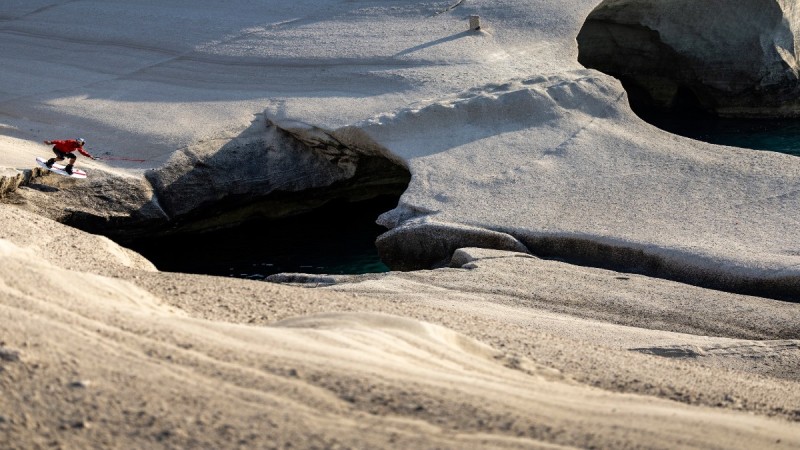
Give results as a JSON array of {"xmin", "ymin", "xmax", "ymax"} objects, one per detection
[
  {"xmin": 2, "ymin": 1, "xmax": 800, "ymax": 448},
  {"xmin": 2, "ymin": 208, "xmax": 800, "ymax": 449},
  {"xmin": 10, "ymin": 167, "xmax": 167, "ymax": 241},
  {"xmin": 367, "ymin": 73, "xmax": 800, "ymax": 299}
]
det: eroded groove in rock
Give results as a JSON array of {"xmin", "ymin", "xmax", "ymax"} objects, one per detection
[
  {"xmin": 377, "ymin": 222, "xmax": 800, "ymax": 301},
  {"xmin": 516, "ymin": 233, "xmax": 800, "ymax": 302}
]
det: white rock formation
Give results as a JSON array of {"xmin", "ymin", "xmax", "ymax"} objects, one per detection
[
  {"xmin": 578, "ymin": 0, "xmax": 800, "ymax": 117},
  {"xmin": 1, "ymin": 1, "xmax": 800, "ymax": 447}
]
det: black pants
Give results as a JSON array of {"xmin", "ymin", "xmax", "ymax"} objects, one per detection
[{"xmin": 53, "ymin": 148, "xmax": 77, "ymax": 162}]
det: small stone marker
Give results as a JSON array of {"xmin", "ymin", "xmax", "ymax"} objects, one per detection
[{"xmin": 469, "ymin": 15, "xmax": 481, "ymax": 31}]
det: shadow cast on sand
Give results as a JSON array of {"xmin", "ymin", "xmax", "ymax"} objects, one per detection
[{"xmin": 394, "ymin": 31, "xmax": 475, "ymax": 58}]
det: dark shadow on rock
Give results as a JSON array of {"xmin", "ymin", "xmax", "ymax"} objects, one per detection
[
  {"xmin": 134, "ymin": 115, "xmax": 410, "ymax": 239},
  {"xmin": 130, "ymin": 194, "xmax": 397, "ymax": 278},
  {"xmin": 22, "ymin": 182, "xmax": 60, "ymax": 193},
  {"xmin": 576, "ymin": 0, "xmax": 800, "ymax": 118},
  {"xmin": 630, "ymin": 346, "xmax": 703, "ymax": 359},
  {"xmin": 394, "ymin": 31, "xmax": 474, "ymax": 58}
]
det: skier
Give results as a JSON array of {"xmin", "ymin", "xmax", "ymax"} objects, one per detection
[{"xmin": 42, "ymin": 138, "xmax": 95, "ymax": 175}]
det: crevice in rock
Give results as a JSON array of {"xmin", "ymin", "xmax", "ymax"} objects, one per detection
[
  {"xmin": 376, "ymin": 221, "xmax": 800, "ymax": 302},
  {"xmin": 128, "ymin": 194, "xmax": 399, "ymax": 278},
  {"xmin": 433, "ymin": 0, "xmax": 466, "ymax": 16},
  {"xmin": 515, "ymin": 232, "xmax": 800, "ymax": 302}
]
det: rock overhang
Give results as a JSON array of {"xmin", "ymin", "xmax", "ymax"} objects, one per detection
[
  {"xmin": 577, "ymin": 0, "xmax": 800, "ymax": 118},
  {"xmin": 8, "ymin": 67, "xmax": 800, "ymax": 301}
]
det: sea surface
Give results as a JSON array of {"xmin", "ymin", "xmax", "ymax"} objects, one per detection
[
  {"xmin": 641, "ymin": 113, "xmax": 800, "ymax": 156},
  {"xmin": 130, "ymin": 196, "xmax": 394, "ymax": 279}
]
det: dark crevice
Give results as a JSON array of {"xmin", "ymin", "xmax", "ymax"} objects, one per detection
[
  {"xmin": 125, "ymin": 195, "xmax": 399, "ymax": 278},
  {"xmin": 577, "ymin": 8, "xmax": 800, "ymax": 156}
]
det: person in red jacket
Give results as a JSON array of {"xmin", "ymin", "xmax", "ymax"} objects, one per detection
[{"xmin": 43, "ymin": 138, "xmax": 95, "ymax": 175}]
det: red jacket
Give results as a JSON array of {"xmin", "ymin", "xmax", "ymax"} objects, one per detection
[{"xmin": 51, "ymin": 140, "xmax": 92, "ymax": 158}]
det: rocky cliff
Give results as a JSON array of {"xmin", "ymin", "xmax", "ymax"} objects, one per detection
[{"xmin": 578, "ymin": 0, "xmax": 800, "ymax": 117}]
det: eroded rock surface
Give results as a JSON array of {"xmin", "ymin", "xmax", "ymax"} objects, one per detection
[
  {"xmin": 363, "ymin": 71, "xmax": 800, "ymax": 301},
  {"xmin": 578, "ymin": 0, "xmax": 800, "ymax": 117},
  {"xmin": 8, "ymin": 169, "xmax": 166, "ymax": 241}
]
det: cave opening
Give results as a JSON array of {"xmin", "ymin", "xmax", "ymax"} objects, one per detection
[
  {"xmin": 124, "ymin": 195, "xmax": 398, "ymax": 280},
  {"xmin": 621, "ymin": 80, "xmax": 800, "ymax": 157},
  {"xmin": 577, "ymin": 7, "xmax": 800, "ymax": 158}
]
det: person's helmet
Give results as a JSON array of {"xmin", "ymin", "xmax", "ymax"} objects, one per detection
[{"xmin": 77, "ymin": 138, "xmax": 85, "ymax": 145}]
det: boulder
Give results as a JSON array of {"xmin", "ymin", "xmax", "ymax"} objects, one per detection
[
  {"xmin": 376, "ymin": 220, "xmax": 530, "ymax": 271},
  {"xmin": 578, "ymin": 0, "xmax": 800, "ymax": 117}
]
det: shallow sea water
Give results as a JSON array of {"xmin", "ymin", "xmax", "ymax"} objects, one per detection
[
  {"xmin": 130, "ymin": 196, "xmax": 394, "ymax": 279},
  {"xmin": 641, "ymin": 113, "xmax": 800, "ymax": 157}
]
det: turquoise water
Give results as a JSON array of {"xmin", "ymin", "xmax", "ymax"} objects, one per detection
[
  {"xmin": 130, "ymin": 196, "xmax": 394, "ymax": 279},
  {"xmin": 639, "ymin": 112, "xmax": 800, "ymax": 156}
]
